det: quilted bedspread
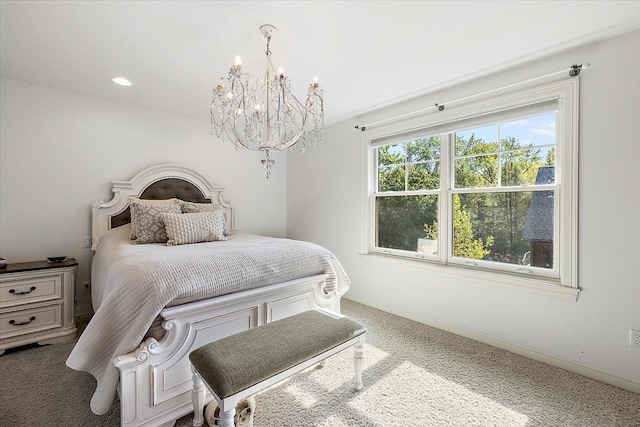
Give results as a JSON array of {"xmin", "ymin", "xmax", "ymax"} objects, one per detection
[{"xmin": 66, "ymin": 225, "xmax": 350, "ymax": 415}]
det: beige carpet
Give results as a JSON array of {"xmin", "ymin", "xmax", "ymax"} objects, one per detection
[{"xmin": 1, "ymin": 299, "xmax": 638, "ymax": 426}]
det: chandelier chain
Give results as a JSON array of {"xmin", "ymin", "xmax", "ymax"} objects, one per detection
[{"xmin": 265, "ymin": 32, "xmax": 271, "ymax": 57}]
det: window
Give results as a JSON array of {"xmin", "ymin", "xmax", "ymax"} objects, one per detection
[{"xmin": 362, "ymin": 79, "xmax": 578, "ymax": 290}]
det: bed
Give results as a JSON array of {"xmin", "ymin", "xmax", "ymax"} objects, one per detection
[{"xmin": 66, "ymin": 164, "xmax": 350, "ymax": 427}]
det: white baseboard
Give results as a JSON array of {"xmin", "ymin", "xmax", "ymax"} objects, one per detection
[{"xmin": 345, "ymin": 294, "xmax": 640, "ymax": 395}]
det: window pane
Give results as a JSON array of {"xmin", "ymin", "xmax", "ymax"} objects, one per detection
[
  {"xmin": 455, "ymin": 125, "xmax": 498, "ymax": 156},
  {"xmin": 378, "ymin": 144, "xmax": 405, "ymax": 166},
  {"xmin": 500, "ymin": 148, "xmax": 555, "ymax": 186},
  {"xmin": 453, "ymin": 192, "xmax": 554, "ymax": 269},
  {"xmin": 408, "ymin": 161, "xmax": 440, "ymax": 190},
  {"xmin": 378, "ymin": 164, "xmax": 405, "ymax": 192},
  {"xmin": 455, "ymin": 125, "xmax": 497, "ymax": 156},
  {"xmin": 376, "ymin": 195, "xmax": 438, "ymax": 252},
  {"xmin": 406, "ymin": 137, "xmax": 441, "ymax": 162},
  {"xmin": 378, "ymin": 136, "xmax": 441, "ymax": 192},
  {"xmin": 455, "ymin": 154, "xmax": 499, "ymax": 188},
  {"xmin": 500, "ymin": 112, "xmax": 556, "ymax": 149}
]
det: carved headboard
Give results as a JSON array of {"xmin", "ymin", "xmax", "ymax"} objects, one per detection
[{"xmin": 92, "ymin": 164, "xmax": 234, "ymax": 242}]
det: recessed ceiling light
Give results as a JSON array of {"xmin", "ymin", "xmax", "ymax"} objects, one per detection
[{"xmin": 112, "ymin": 77, "xmax": 132, "ymax": 87}]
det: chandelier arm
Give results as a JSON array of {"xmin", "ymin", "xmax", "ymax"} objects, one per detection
[
  {"xmin": 308, "ymin": 93, "xmax": 325, "ymax": 119},
  {"xmin": 283, "ymin": 92, "xmax": 308, "ymax": 112},
  {"xmin": 237, "ymin": 80, "xmax": 248, "ymax": 118},
  {"xmin": 227, "ymin": 77, "xmax": 253, "ymax": 150},
  {"xmin": 280, "ymin": 83, "xmax": 286, "ymax": 123},
  {"xmin": 229, "ymin": 107, "xmax": 253, "ymax": 151}
]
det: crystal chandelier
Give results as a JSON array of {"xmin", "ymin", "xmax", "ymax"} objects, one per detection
[{"xmin": 210, "ymin": 24, "xmax": 324, "ymax": 178}]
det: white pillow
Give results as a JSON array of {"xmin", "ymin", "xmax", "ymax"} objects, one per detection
[
  {"xmin": 181, "ymin": 202, "xmax": 230, "ymax": 236},
  {"xmin": 162, "ymin": 210, "xmax": 228, "ymax": 246}
]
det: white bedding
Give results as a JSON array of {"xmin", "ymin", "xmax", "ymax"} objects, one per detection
[{"xmin": 66, "ymin": 225, "xmax": 350, "ymax": 415}]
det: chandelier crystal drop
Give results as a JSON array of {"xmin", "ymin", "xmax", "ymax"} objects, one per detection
[{"xmin": 210, "ymin": 24, "xmax": 324, "ymax": 178}]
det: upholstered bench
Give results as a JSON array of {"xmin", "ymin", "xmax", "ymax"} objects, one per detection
[{"xmin": 189, "ymin": 309, "xmax": 367, "ymax": 427}]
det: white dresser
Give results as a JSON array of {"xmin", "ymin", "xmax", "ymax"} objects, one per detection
[{"xmin": 0, "ymin": 259, "xmax": 77, "ymax": 355}]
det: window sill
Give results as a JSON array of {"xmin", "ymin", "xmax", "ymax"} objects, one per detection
[{"xmin": 360, "ymin": 252, "xmax": 580, "ymax": 301}]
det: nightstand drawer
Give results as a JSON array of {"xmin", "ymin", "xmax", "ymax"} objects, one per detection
[
  {"xmin": 0, "ymin": 274, "xmax": 62, "ymax": 309},
  {"xmin": 0, "ymin": 304, "xmax": 62, "ymax": 339}
]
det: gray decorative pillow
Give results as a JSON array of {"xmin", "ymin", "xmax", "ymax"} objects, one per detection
[
  {"xmin": 131, "ymin": 202, "xmax": 182, "ymax": 244},
  {"xmin": 129, "ymin": 197, "xmax": 181, "ymax": 240},
  {"xmin": 181, "ymin": 202, "xmax": 230, "ymax": 236},
  {"xmin": 162, "ymin": 210, "xmax": 228, "ymax": 246}
]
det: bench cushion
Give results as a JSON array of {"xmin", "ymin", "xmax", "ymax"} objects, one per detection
[{"xmin": 189, "ymin": 310, "xmax": 366, "ymax": 399}]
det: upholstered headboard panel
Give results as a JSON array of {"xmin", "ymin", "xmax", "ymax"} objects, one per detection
[
  {"xmin": 92, "ymin": 164, "xmax": 234, "ymax": 241},
  {"xmin": 110, "ymin": 178, "xmax": 211, "ymax": 229}
]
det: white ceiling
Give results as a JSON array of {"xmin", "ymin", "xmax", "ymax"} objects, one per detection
[{"xmin": 2, "ymin": 1, "xmax": 640, "ymax": 125}]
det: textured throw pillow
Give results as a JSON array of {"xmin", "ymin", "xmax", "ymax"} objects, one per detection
[
  {"xmin": 162, "ymin": 210, "xmax": 228, "ymax": 246},
  {"xmin": 131, "ymin": 202, "xmax": 182, "ymax": 244},
  {"xmin": 181, "ymin": 202, "xmax": 230, "ymax": 236},
  {"xmin": 129, "ymin": 197, "xmax": 181, "ymax": 240},
  {"xmin": 180, "ymin": 201, "xmax": 218, "ymax": 213}
]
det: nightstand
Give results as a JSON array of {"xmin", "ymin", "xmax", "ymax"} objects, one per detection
[{"xmin": 0, "ymin": 258, "xmax": 78, "ymax": 355}]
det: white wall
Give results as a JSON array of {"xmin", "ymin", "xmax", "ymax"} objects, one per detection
[
  {"xmin": 288, "ymin": 30, "xmax": 640, "ymax": 391},
  {"xmin": 0, "ymin": 79, "xmax": 288, "ymax": 315}
]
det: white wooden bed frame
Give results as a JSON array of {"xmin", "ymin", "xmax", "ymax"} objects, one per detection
[{"xmin": 91, "ymin": 164, "xmax": 341, "ymax": 427}]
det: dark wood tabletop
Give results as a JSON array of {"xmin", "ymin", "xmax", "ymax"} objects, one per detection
[{"xmin": 0, "ymin": 258, "xmax": 78, "ymax": 274}]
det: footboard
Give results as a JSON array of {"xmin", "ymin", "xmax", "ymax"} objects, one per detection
[{"xmin": 113, "ymin": 274, "xmax": 338, "ymax": 427}]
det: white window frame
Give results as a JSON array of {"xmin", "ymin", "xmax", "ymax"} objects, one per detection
[{"xmin": 360, "ymin": 79, "xmax": 579, "ymax": 298}]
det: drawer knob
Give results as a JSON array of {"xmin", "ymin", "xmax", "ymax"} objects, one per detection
[
  {"xmin": 9, "ymin": 286, "xmax": 37, "ymax": 296},
  {"xmin": 9, "ymin": 316, "xmax": 36, "ymax": 326}
]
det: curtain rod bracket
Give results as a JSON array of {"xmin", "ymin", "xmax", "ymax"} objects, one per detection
[
  {"xmin": 569, "ymin": 64, "xmax": 581, "ymax": 76},
  {"xmin": 569, "ymin": 63, "xmax": 589, "ymax": 77}
]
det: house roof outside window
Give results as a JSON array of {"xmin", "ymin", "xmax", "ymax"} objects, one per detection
[{"xmin": 523, "ymin": 166, "xmax": 555, "ymax": 242}]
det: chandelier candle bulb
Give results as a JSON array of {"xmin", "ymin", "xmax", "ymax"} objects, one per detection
[{"xmin": 210, "ymin": 24, "xmax": 324, "ymax": 178}]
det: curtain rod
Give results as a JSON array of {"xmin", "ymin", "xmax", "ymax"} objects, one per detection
[{"xmin": 354, "ymin": 63, "xmax": 589, "ymax": 132}]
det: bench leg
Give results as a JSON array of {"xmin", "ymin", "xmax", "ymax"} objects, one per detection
[
  {"xmin": 219, "ymin": 398, "xmax": 237, "ymax": 427},
  {"xmin": 191, "ymin": 370, "xmax": 206, "ymax": 427},
  {"xmin": 353, "ymin": 335, "xmax": 365, "ymax": 391}
]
